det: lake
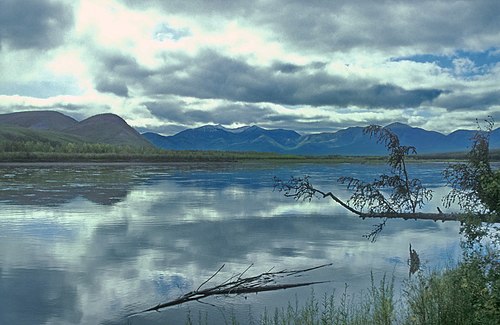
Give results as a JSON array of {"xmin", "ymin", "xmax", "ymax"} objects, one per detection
[{"xmin": 0, "ymin": 162, "xmax": 462, "ymax": 324}]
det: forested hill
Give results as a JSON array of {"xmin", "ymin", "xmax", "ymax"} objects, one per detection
[{"xmin": 0, "ymin": 111, "xmax": 152, "ymax": 148}]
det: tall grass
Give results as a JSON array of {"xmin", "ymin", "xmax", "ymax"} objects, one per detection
[
  {"xmin": 181, "ymin": 255, "xmax": 499, "ymax": 325},
  {"xmin": 256, "ymin": 273, "xmax": 394, "ymax": 325},
  {"xmin": 403, "ymin": 253, "xmax": 500, "ymax": 325}
]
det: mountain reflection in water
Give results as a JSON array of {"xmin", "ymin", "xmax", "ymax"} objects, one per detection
[{"xmin": 0, "ymin": 162, "xmax": 461, "ymax": 324}]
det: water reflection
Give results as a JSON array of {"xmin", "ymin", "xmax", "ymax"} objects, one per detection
[{"xmin": 0, "ymin": 163, "xmax": 461, "ymax": 324}]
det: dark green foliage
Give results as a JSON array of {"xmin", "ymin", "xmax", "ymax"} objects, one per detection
[
  {"xmin": 0, "ymin": 138, "xmax": 305, "ymax": 162},
  {"xmin": 443, "ymin": 117, "xmax": 500, "ymax": 218},
  {"xmin": 340, "ymin": 125, "xmax": 433, "ymax": 215},
  {"xmin": 404, "ymin": 252, "xmax": 500, "ymax": 325},
  {"xmin": 480, "ymin": 170, "xmax": 500, "ymax": 214}
]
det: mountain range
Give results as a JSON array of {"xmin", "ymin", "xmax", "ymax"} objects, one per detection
[
  {"xmin": 1, "ymin": 110, "xmax": 499, "ymax": 156},
  {"xmin": 144, "ymin": 122, "xmax": 500, "ymax": 156}
]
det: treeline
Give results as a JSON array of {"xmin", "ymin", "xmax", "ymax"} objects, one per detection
[
  {"xmin": 0, "ymin": 140, "xmax": 159, "ymax": 154},
  {"xmin": 0, "ymin": 140, "xmax": 305, "ymax": 162},
  {"xmin": 8, "ymin": 139, "xmax": 495, "ymax": 163},
  {"xmin": 411, "ymin": 148, "xmax": 500, "ymax": 161}
]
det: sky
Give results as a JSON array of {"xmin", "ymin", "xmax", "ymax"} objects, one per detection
[{"xmin": 1, "ymin": 0, "xmax": 499, "ymax": 135}]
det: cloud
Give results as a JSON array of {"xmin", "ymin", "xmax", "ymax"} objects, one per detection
[
  {"xmin": 96, "ymin": 49, "xmax": 443, "ymax": 109},
  {"xmin": 0, "ymin": 0, "xmax": 74, "ymax": 50},
  {"xmin": 0, "ymin": 94, "xmax": 112, "ymax": 121},
  {"xmin": 90, "ymin": 50, "xmax": 152, "ymax": 97},
  {"xmin": 392, "ymin": 48, "xmax": 500, "ymax": 78},
  {"xmin": 0, "ymin": 0, "xmax": 498, "ymax": 134},
  {"xmin": 120, "ymin": 0, "xmax": 254, "ymax": 17},
  {"xmin": 259, "ymin": 1, "xmax": 500, "ymax": 54},
  {"xmin": 145, "ymin": 100, "xmax": 295, "ymax": 126},
  {"xmin": 119, "ymin": 0, "xmax": 500, "ymax": 54},
  {"xmin": 434, "ymin": 90, "xmax": 500, "ymax": 111},
  {"xmin": 95, "ymin": 78, "xmax": 129, "ymax": 97}
]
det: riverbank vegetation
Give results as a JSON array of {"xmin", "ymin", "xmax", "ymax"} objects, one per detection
[
  {"xmin": 260, "ymin": 120, "xmax": 499, "ymax": 324},
  {"xmin": 181, "ymin": 250, "xmax": 499, "ymax": 325}
]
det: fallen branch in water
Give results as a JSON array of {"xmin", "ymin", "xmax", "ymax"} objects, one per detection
[{"xmin": 128, "ymin": 263, "xmax": 332, "ymax": 317}]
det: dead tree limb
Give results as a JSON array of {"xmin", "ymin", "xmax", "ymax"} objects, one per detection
[
  {"xmin": 273, "ymin": 175, "xmax": 498, "ymax": 223},
  {"xmin": 128, "ymin": 263, "xmax": 332, "ymax": 317},
  {"xmin": 275, "ymin": 123, "xmax": 499, "ymax": 242}
]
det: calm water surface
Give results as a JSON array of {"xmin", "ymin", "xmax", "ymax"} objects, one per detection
[{"xmin": 0, "ymin": 162, "xmax": 462, "ymax": 324}]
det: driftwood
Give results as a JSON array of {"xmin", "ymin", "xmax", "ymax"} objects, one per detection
[{"xmin": 128, "ymin": 263, "xmax": 332, "ymax": 317}]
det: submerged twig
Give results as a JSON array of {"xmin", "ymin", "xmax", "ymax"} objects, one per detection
[
  {"xmin": 128, "ymin": 263, "xmax": 333, "ymax": 317},
  {"xmin": 197, "ymin": 264, "xmax": 225, "ymax": 291}
]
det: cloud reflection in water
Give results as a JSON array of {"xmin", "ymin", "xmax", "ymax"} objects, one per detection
[{"xmin": 0, "ymin": 163, "xmax": 461, "ymax": 324}]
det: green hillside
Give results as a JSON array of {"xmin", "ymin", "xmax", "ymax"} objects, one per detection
[
  {"xmin": 0, "ymin": 125, "xmax": 85, "ymax": 145},
  {"xmin": 0, "ymin": 110, "xmax": 152, "ymax": 149},
  {"xmin": 0, "ymin": 110, "xmax": 78, "ymax": 131},
  {"xmin": 63, "ymin": 113, "xmax": 152, "ymax": 147}
]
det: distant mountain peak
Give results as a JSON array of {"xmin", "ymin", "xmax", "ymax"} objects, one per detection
[
  {"xmin": 385, "ymin": 122, "xmax": 412, "ymax": 129},
  {"xmin": 81, "ymin": 113, "xmax": 126, "ymax": 123},
  {"xmin": 195, "ymin": 124, "xmax": 229, "ymax": 133},
  {"xmin": 65, "ymin": 113, "xmax": 151, "ymax": 147},
  {"xmin": 143, "ymin": 121, "xmax": 500, "ymax": 155}
]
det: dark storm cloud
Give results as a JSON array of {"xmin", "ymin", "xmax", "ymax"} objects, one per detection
[
  {"xmin": 146, "ymin": 100, "xmax": 291, "ymax": 125},
  {"xmin": 119, "ymin": 0, "xmax": 500, "ymax": 53},
  {"xmin": 97, "ymin": 51, "xmax": 152, "ymax": 80},
  {"xmin": 146, "ymin": 101, "xmax": 211, "ymax": 124},
  {"xmin": 255, "ymin": 1, "xmax": 500, "ymax": 54},
  {"xmin": 120, "ymin": 0, "xmax": 254, "ymax": 17},
  {"xmin": 434, "ymin": 90, "xmax": 500, "ymax": 111},
  {"xmin": 272, "ymin": 62, "xmax": 304, "ymax": 74},
  {"xmin": 97, "ymin": 50, "xmax": 443, "ymax": 108},
  {"xmin": 273, "ymin": 1, "xmax": 500, "ymax": 52},
  {"xmin": 95, "ymin": 78, "xmax": 129, "ymax": 97},
  {"xmin": 0, "ymin": 0, "xmax": 74, "ymax": 50},
  {"xmin": 92, "ymin": 50, "xmax": 153, "ymax": 97}
]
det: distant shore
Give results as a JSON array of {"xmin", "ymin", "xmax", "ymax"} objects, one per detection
[{"xmin": 0, "ymin": 150, "xmax": 485, "ymax": 164}]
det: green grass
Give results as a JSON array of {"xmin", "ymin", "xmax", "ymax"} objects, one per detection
[
  {"xmin": 255, "ymin": 274, "xmax": 395, "ymax": 325},
  {"xmin": 404, "ymin": 247, "xmax": 500, "ymax": 325},
  {"xmin": 180, "ymin": 254, "xmax": 499, "ymax": 325}
]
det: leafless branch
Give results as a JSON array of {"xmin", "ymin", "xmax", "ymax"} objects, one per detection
[{"xmin": 128, "ymin": 263, "xmax": 333, "ymax": 317}]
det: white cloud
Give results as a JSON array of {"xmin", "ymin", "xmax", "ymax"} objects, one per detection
[{"xmin": 0, "ymin": 0, "xmax": 499, "ymax": 134}]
